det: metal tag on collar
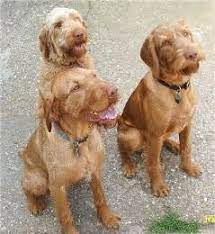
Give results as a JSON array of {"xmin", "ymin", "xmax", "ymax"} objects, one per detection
[
  {"xmin": 72, "ymin": 141, "xmax": 80, "ymax": 157},
  {"xmin": 175, "ymin": 86, "xmax": 182, "ymax": 104}
]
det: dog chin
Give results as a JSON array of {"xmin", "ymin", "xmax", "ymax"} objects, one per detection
[
  {"xmin": 63, "ymin": 43, "xmax": 87, "ymax": 57},
  {"xmin": 180, "ymin": 62, "xmax": 199, "ymax": 75}
]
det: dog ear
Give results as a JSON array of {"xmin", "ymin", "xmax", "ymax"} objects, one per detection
[
  {"xmin": 140, "ymin": 35, "xmax": 160, "ymax": 78},
  {"xmin": 39, "ymin": 25, "xmax": 50, "ymax": 60},
  {"xmin": 39, "ymin": 90, "xmax": 54, "ymax": 132},
  {"xmin": 44, "ymin": 97, "xmax": 54, "ymax": 132}
]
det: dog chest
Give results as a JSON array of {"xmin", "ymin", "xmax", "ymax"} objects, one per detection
[
  {"xmin": 46, "ymin": 133, "xmax": 102, "ymax": 186},
  {"xmin": 167, "ymin": 96, "xmax": 197, "ymax": 133}
]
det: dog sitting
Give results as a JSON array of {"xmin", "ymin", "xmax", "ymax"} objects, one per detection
[
  {"xmin": 20, "ymin": 68, "xmax": 120, "ymax": 233},
  {"xmin": 117, "ymin": 20, "xmax": 205, "ymax": 197},
  {"xmin": 38, "ymin": 7, "xmax": 94, "ymax": 119}
]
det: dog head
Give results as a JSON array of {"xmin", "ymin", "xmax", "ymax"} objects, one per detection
[
  {"xmin": 43, "ymin": 68, "xmax": 119, "ymax": 131},
  {"xmin": 39, "ymin": 7, "xmax": 88, "ymax": 63},
  {"xmin": 140, "ymin": 20, "xmax": 205, "ymax": 78}
]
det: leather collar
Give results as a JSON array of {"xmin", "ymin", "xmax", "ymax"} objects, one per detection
[
  {"xmin": 157, "ymin": 79, "xmax": 190, "ymax": 91},
  {"xmin": 52, "ymin": 122, "xmax": 89, "ymax": 156}
]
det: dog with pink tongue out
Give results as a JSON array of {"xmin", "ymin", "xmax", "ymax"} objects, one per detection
[{"xmin": 20, "ymin": 68, "xmax": 120, "ymax": 234}]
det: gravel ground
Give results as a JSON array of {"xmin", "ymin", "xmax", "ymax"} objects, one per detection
[{"xmin": 1, "ymin": 0, "xmax": 215, "ymax": 233}]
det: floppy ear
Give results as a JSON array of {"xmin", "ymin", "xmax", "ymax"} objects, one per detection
[
  {"xmin": 39, "ymin": 25, "xmax": 50, "ymax": 60},
  {"xmin": 140, "ymin": 35, "xmax": 160, "ymax": 78},
  {"xmin": 39, "ymin": 91, "xmax": 54, "ymax": 132}
]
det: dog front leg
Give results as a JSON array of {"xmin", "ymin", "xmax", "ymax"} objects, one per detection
[
  {"xmin": 90, "ymin": 173, "xmax": 121, "ymax": 229},
  {"xmin": 145, "ymin": 137, "xmax": 169, "ymax": 197},
  {"xmin": 50, "ymin": 186, "xmax": 78, "ymax": 234},
  {"xmin": 179, "ymin": 123, "xmax": 202, "ymax": 177}
]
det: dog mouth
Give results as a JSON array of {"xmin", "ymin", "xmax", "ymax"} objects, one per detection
[
  {"xmin": 73, "ymin": 42, "xmax": 86, "ymax": 54},
  {"xmin": 180, "ymin": 61, "xmax": 200, "ymax": 75},
  {"xmin": 63, "ymin": 41, "xmax": 86, "ymax": 56},
  {"xmin": 88, "ymin": 105, "xmax": 117, "ymax": 123}
]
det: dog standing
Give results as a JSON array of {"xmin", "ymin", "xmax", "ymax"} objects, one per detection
[
  {"xmin": 20, "ymin": 68, "xmax": 120, "ymax": 233},
  {"xmin": 117, "ymin": 21, "xmax": 205, "ymax": 197}
]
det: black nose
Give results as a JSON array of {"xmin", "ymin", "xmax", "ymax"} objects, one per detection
[
  {"xmin": 73, "ymin": 30, "xmax": 84, "ymax": 39},
  {"xmin": 185, "ymin": 49, "xmax": 197, "ymax": 60}
]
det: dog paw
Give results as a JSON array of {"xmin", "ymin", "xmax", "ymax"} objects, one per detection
[
  {"xmin": 181, "ymin": 162, "xmax": 202, "ymax": 177},
  {"xmin": 28, "ymin": 199, "xmax": 46, "ymax": 216},
  {"xmin": 65, "ymin": 226, "xmax": 79, "ymax": 234},
  {"xmin": 152, "ymin": 182, "xmax": 169, "ymax": 197},
  {"xmin": 100, "ymin": 210, "xmax": 121, "ymax": 229},
  {"xmin": 122, "ymin": 163, "xmax": 136, "ymax": 178}
]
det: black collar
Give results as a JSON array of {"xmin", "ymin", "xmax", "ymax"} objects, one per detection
[
  {"xmin": 157, "ymin": 79, "xmax": 190, "ymax": 91},
  {"xmin": 52, "ymin": 122, "xmax": 89, "ymax": 156}
]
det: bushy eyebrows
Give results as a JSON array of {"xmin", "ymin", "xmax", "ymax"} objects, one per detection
[
  {"xmin": 69, "ymin": 13, "xmax": 82, "ymax": 21},
  {"xmin": 157, "ymin": 32, "xmax": 174, "ymax": 45}
]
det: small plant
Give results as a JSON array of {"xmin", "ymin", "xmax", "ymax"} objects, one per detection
[{"xmin": 149, "ymin": 211, "xmax": 200, "ymax": 234}]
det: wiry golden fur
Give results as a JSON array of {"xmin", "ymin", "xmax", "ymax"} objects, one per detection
[
  {"xmin": 37, "ymin": 8, "xmax": 94, "ymax": 119},
  {"xmin": 20, "ymin": 68, "xmax": 120, "ymax": 234},
  {"xmin": 117, "ymin": 21, "xmax": 205, "ymax": 197}
]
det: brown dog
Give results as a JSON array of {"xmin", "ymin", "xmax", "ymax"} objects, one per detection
[
  {"xmin": 38, "ymin": 7, "xmax": 94, "ymax": 119},
  {"xmin": 20, "ymin": 68, "xmax": 120, "ymax": 233},
  {"xmin": 117, "ymin": 21, "xmax": 205, "ymax": 197}
]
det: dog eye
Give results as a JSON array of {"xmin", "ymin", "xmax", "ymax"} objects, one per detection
[
  {"xmin": 162, "ymin": 40, "xmax": 172, "ymax": 47},
  {"xmin": 183, "ymin": 31, "xmax": 190, "ymax": 37},
  {"xmin": 183, "ymin": 31, "xmax": 192, "ymax": 40},
  {"xmin": 55, "ymin": 21, "xmax": 63, "ymax": 28},
  {"xmin": 74, "ymin": 16, "xmax": 81, "ymax": 22},
  {"xmin": 71, "ymin": 84, "xmax": 80, "ymax": 92}
]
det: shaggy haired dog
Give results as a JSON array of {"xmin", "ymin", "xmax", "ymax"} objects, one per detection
[
  {"xmin": 38, "ymin": 7, "xmax": 94, "ymax": 118},
  {"xmin": 20, "ymin": 68, "xmax": 120, "ymax": 233},
  {"xmin": 117, "ymin": 21, "xmax": 205, "ymax": 197}
]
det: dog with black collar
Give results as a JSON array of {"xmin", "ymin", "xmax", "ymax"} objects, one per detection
[{"xmin": 117, "ymin": 20, "xmax": 205, "ymax": 197}]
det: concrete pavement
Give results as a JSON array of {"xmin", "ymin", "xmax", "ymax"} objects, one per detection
[{"xmin": 1, "ymin": 0, "xmax": 215, "ymax": 233}]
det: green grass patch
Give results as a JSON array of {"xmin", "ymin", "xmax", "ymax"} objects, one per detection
[{"xmin": 149, "ymin": 211, "xmax": 200, "ymax": 234}]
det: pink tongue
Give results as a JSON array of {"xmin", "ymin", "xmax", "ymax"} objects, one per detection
[
  {"xmin": 74, "ymin": 44, "xmax": 83, "ymax": 52},
  {"xmin": 99, "ymin": 106, "xmax": 117, "ymax": 120}
]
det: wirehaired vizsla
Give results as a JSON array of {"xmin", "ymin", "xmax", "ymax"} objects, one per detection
[
  {"xmin": 20, "ymin": 68, "xmax": 120, "ymax": 233},
  {"xmin": 117, "ymin": 21, "xmax": 205, "ymax": 197}
]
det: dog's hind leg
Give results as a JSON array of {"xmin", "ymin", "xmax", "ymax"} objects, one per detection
[
  {"xmin": 117, "ymin": 125, "xmax": 143, "ymax": 178},
  {"xmin": 22, "ymin": 168, "xmax": 48, "ymax": 215}
]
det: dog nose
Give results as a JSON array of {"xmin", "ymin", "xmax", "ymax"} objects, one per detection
[
  {"xmin": 73, "ymin": 29, "xmax": 84, "ymax": 39},
  {"xmin": 185, "ymin": 49, "xmax": 197, "ymax": 60},
  {"xmin": 107, "ymin": 85, "xmax": 118, "ymax": 98}
]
